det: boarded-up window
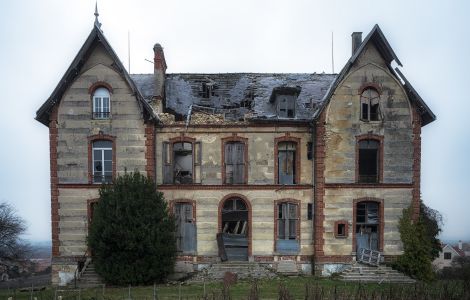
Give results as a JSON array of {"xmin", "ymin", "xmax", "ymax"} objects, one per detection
[
  {"xmin": 174, "ymin": 203, "xmax": 196, "ymax": 253},
  {"xmin": 224, "ymin": 142, "xmax": 245, "ymax": 184},
  {"xmin": 173, "ymin": 142, "xmax": 193, "ymax": 184},
  {"xmin": 358, "ymin": 140, "xmax": 379, "ymax": 183},
  {"xmin": 277, "ymin": 95, "xmax": 296, "ymax": 118},
  {"xmin": 360, "ymin": 88, "xmax": 381, "ymax": 121},
  {"xmin": 278, "ymin": 142, "xmax": 296, "ymax": 184},
  {"xmin": 92, "ymin": 140, "xmax": 112, "ymax": 183}
]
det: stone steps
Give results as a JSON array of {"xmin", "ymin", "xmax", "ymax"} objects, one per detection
[
  {"xmin": 339, "ymin": 263, "xmax": 415, "ymax": 284},
  {"xmin": 75, "ymin": 263, "xmax": 105, "ymax": 288}
]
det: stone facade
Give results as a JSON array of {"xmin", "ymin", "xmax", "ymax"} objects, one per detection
[{"xmin": 36, "ymin": 23, "xmax": 435, "ymax": 285}]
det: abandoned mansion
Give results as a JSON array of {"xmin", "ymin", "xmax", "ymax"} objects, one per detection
[{"xmin": 36, "ymin": 18, "xmax": 435, "ymax": 285}]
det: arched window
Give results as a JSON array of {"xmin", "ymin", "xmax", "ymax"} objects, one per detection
[
  {"xmin": 360, "ymin": 88, "xmax": 380, "ymax": 121},
  {"xmin": 93, "ymin": 87, "xmax": 111, "ymax": 119},
  {"xmin": 92, "ymin": 140, "xmax": 113, "ymax": 183}
]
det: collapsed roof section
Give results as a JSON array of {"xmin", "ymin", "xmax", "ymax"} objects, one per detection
[{"xmin": 132, "ymin": 73, "xmax": 337, "ymax": 123}]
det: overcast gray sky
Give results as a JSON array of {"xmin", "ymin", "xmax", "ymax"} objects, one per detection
[{"xmin": 0, "ymin": 0, "xmax": 468, "ymax": 243}]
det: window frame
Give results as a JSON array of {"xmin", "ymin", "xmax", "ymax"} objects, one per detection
[
  {"xmin": 355, "ymin": 134, "xmax": 384, "ymax": 184},
  {"xmin": 276, "ymin": 94, "xmax": 296, "ymax": 118},
  {"xmin": 352, "ymin": 198, "xmax": 384, "ymax": 252},
  {"xmin": 274, "ymin": 199, "xmax": 301, "ymax": 254},
  {"xmin": 89, "ymin": 82, "xmax": 113, "ymax": 120},
  {"xmin": 221, "ymin": 136, "xmax": 248, "ymax": 184},
  {"xmin": 444, "ymin": 252, "xmax": 452, "ymax": 260},
  {"xmin": 162, "ymin": 137, "xmax": 201, "ymax": 185},
  {"xmin": 359, "ymin": 85, "xmax": 382, "ymax": 122},
  {"xmin": 334, "ymin": 220, "xmax": 349, "ymax": 238},
  {"xmin": 274, "ymin": 136, "xmax": 301, "ymax": 185},
  {"xmin": 87, "ymin": 133, "xmax": 116, "ymax": 184}
]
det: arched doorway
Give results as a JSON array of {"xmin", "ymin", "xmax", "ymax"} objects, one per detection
[{"xmin": 218, "ymin": 196, "xmax": 250, "ymax": 261}]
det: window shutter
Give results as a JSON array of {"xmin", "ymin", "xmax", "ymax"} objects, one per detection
[
  {"xmin": 162, "ymin": 142, "xmax": 172, "ymax": 184},
  {"xmin": 194, "ymin": 142, "xmax": 202, "ymax": 183}
]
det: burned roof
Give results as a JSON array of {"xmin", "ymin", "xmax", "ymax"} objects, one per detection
[{"xmin": 131, "ymin": 73, "xmax": 336, "ymax": 122}]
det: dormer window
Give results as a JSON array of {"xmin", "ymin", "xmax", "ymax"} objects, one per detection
[
  {"xmin": 360, "ymin": 88, "xmax": 380, "ymax": 121},
  {"xmin": 277, "ymin": 95, "xmax": 296, "ymax": 118},
  {"xmin": 93, "ymin": 87, "xmax": 111, "ymax": 119}
]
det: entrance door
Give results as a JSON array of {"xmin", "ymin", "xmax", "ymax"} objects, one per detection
[
  {"xmin": 174, "ymin": 203, "xmax": 196, "ymax": 253},
  {"xmin": 356, "ymin": 202, "xmax": 379, "ymax": 251},
  {"xmin": 220, "ymin": 198, "xmax": 248, "ymax": 261}
]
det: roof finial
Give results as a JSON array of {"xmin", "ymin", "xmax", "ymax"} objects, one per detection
[{"xmin": 94, "ymin": 1, "xmax": 102, "ymax": 29}]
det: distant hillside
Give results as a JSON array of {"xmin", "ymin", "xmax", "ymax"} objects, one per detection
[{"xmin": 27, "ymin": 241, "xmax": 51, "ymax": 259}]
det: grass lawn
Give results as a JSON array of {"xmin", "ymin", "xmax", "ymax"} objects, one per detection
[{"xmin": 0, "ymin": 277, "xmax": 468, "ymax": 299}]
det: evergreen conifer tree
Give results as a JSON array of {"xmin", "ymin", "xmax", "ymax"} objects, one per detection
[{"xmin": 88, "ymin": 172, "xmax": 176, "ymax": 285}]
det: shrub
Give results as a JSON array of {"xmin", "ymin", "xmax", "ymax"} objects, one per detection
[
  {"xmin": 392, "ymin": 200, "xmax": 442, "ymax": 281},
  {"xmin": 88, "ymin": 172, "xmax": 176, "ymax": 285}
]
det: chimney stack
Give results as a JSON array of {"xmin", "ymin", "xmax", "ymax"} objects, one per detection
[
  {"xmin": 459, "ymin": 240, "xmax": 463, "ymax": 250},
  {"xmin": 153, "ymin": 43, "xmax": 167, "ymax": 112},
  {"xmin": 351, "ymin": 32, "xmax": 362, "ymax": 55}
]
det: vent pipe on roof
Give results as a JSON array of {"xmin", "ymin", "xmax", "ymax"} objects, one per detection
[{"xmin": 351, "ymin": 32, "xmax": 362, "ymax": 55}]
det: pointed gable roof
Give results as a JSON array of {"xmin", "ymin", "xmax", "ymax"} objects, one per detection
[
  {"xmin": 35, "ymin": 23, "xmax": 157, "ymax": 126},
  {"xmin": 314, "ymin": 24, "xmax": 435, "ymax": 126}
]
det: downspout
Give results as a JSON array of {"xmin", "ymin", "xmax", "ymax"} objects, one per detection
[{"xmin": 310, "ymin": 119, "xmax": 316, "ymax": 272}]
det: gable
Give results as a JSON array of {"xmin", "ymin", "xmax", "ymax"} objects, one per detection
[{"xmin": 35, "ymin": 24, "xmax": 156, "ymax": 126}]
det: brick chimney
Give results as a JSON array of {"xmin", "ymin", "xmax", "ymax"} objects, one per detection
[
  {"xmin": 153, "ymin": 43, "xmax": 167, "ymax": 112},
  {"xmin": 459, "ymin": 240, "xmax": 463, "ymax": 250},
  {"xmin": 351, "ymin": 32, "xmax": 362, "ymax": 55}
]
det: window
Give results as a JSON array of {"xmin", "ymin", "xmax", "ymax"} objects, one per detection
[
  {"xmin": 307, "ymin": 142, "xmax": 313, "ymax": 160},
  {"xmin": 355, "ymin": 202, "xmax": 379, "ymax": 251},
  {"xmin": 444, "ymin": 252, "xmax": 452, "ymax": 260},
  {"xmin": 360, "ymin": 88, "xmax": 380, "ymax": 121},
  {"xmin": 335, "ymin": 220, "xmax": 348, "ymax": 238},
  {"xmin": 358, "ymin": 139, "xmax": 380, "ymax": 183},
  {"xmin": 278, "ymin": 142, "xmax": 297, "ymax": 184},
  {"xmin": 307, "ymin": 203, "xmax": 313, "ymax": 220},
  {"xmin": 93, "ymin": 87, "xmax": 111, "ymax": 119},
  {"xmin": 173, "ymin": 142, "xmax": 193, "ymax": 184},
  {"xmin": 276, "ymin": 201, "xmax": 300, "ymax": 253},
  {"xmin": 92, "ymin": 140, "xmax": 112, "ymax": 183},
  {"xmin": 162, "ymin": 140, "xmax": 201, "ymax": 184},
  {"xmin": 277, "ymin": 95, "xmax": 296, "ymax": 118},
  {"xmin": 224, "ymin": 142, "xmax": 245, "ymax": 184}
]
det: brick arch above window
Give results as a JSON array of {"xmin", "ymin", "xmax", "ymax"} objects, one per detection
[
  {"xmin": 355, "ymin": 134, "xmax": 384, "ymax": 184},
  {"xmin": 352, "ymin": 197, "xmax": 384, "ymax": 252},
  {"xmin": 221, "ymin": 135, "xmax": 248, "ymax": 184},
  {"xmin": 358, "ymin": 83, "xmax": 382, "ymax": 95},
  {"xmin": 88, "ymin": 81, "xmax": 114, "ymax": 95},
  {"xmin": 87, "ymin": 133, "xmax": 116, "ymax": 184},
  {"xmin": 274, "ymin": 135, "xmax": 301, "ymax": 184}
]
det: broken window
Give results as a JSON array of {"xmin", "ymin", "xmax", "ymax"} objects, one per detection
[
  {"xmin": 221, "ymin": 198, "xmax": 248, "ymax": 235},
  {"xmin": 307, "ymin": 142, "xmax": 313, "ymax": 160},
  {"xmin": 360, "ymin": 88, "xmax": 381, "ymax": 121},
  {"xmin": 356, "ymin": 202, "xmax": 380, "ymax": 251},
  {"xmin": 444, "ymin": 252, "xmax": 452, "ymax": 260},
  {"xmin": 278, "ymin": 142, "xmax": 296, "ymax": 184},
  {"xmin": 358, "ymin": 139, "xmax": 380, "ymax": 183},
  {"xmin": 163, "ymin": 141, "xmax": 201, "ymax": 184},
  {"xmin": 173, "ymin": 142, "xmax": 193, "ymax": 184},
  {"xmin": 200, "ymin": 81, "xmax": 217, "ymax": 98},
  {"xmin": 277, "ymin": 95, "xmax": 296, "ymax": 118},
  {"xmin": 92, "ymin": 140, "xmax": 112, "ymax": 183},
  {"xmin": 224, "ymin": 142, "xmax": 245, "ymax": 184}
]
